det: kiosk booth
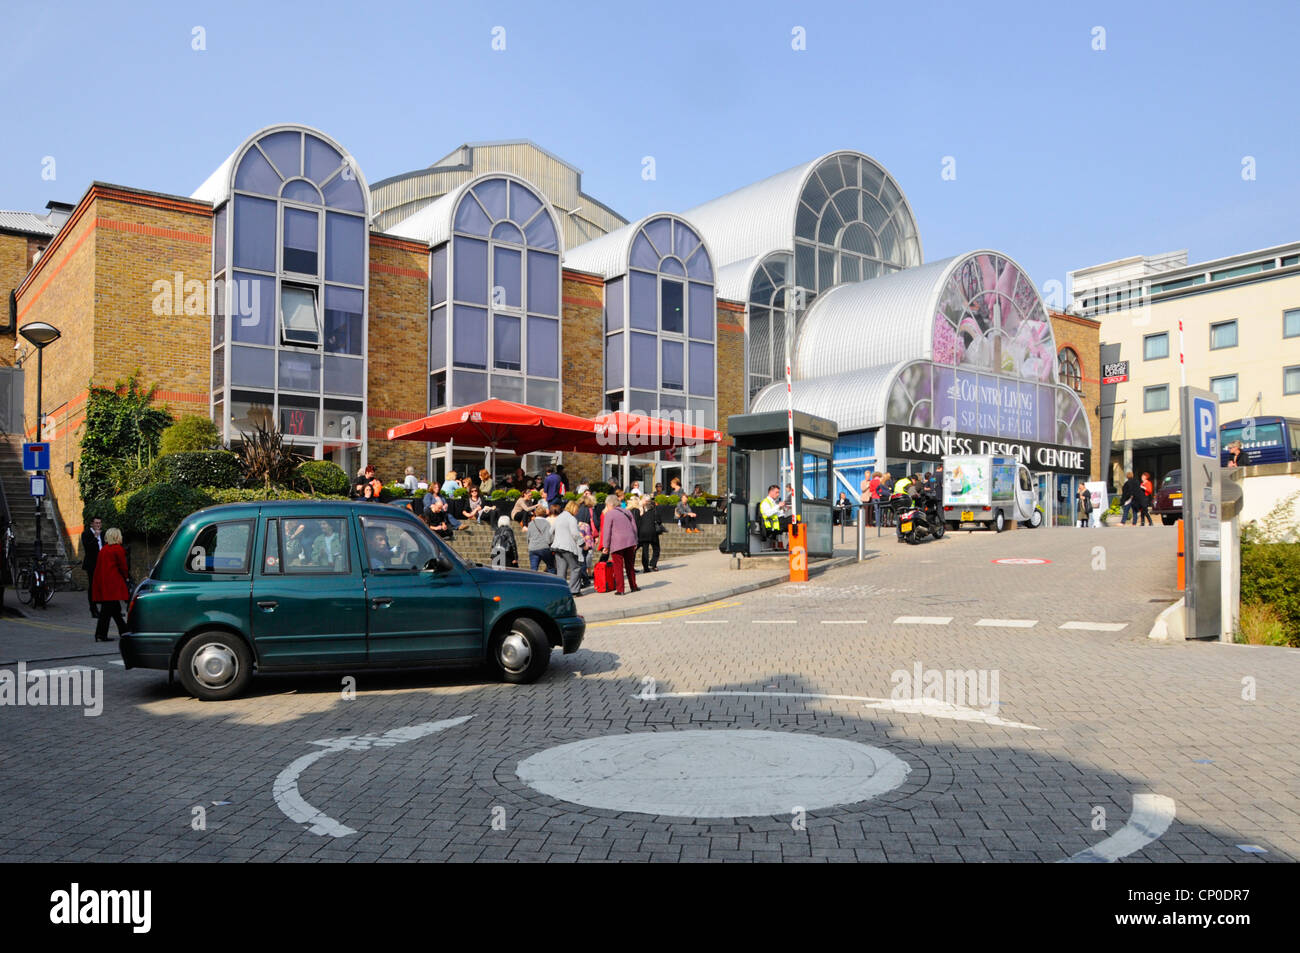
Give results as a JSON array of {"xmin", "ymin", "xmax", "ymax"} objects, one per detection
[{"xmin": 724, "ymin": 411, "xmax": 839, "ymax": 558}]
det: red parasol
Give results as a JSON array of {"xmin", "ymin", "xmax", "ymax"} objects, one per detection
[{"xmin": 386, "ymin": 399, "xmax": 602, "ymax": 456}]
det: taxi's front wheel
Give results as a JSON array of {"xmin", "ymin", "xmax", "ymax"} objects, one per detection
[
  {"xmin": 178, "ymin": 631, "xmax": 253, "ymax": 701},
  {"xmin": 491, "ymin": 617, "xmax": 550, "ymax": 684}
]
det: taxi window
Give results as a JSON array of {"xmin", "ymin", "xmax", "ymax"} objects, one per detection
[
  {"xmin": 187, "ymin": 520, "xmax": 254, "ymax": 575},
  {"xmin": 281, "ymin": 517, "xmax": 351, "ymax": 574},
  {"xmin": 360, "ymin": 515, "xmax": 438, "ymax": 572}
]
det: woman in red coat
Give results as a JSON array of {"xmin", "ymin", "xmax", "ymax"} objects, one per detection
[{"xmin": 92, "ymin": 527, "xmax": 130, "ymax": 642}]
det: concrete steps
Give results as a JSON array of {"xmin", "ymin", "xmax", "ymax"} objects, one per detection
[{"xmin": 0, "ymin": 434, "xmax": 72, "ymax": 585}]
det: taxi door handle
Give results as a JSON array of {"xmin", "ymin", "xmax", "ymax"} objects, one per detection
[
  {"xmin": 257, "ymin": 600, "xmax": 278, "ymax": 611},
  {"xmin": 371, "ymin": 597, "xmax": 393, "ymax": 609}
]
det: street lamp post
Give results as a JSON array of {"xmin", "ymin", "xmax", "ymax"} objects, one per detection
[{"xmin": 19, "ymin": 322, "xmax": 61, "ymax": 559}]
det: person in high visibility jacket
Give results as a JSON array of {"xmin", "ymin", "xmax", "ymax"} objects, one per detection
[
  {"xmin": 758, "ymin": 484, "xmax": 784, "ymax": 540},
  {"xmin": 893, "ymin": 474, "xmax": 913, "ymax": 497}
]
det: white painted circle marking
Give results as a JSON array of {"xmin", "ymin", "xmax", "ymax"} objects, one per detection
[
  {"xmin": 517, "ymin": 730, "xmax": 911, "ymax": 818},
  {"xmin": 993, "ymin": 557, "xmax": 1051, "ymax": 565}
]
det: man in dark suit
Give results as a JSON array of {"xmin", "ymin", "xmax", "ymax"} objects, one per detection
[
  {"xmin": 81, "ymin": 517, "xmax": 104, "ymax": 618},
  {"xmin": 1120, "ymin": 471, "xmax": 1137, "ymax": 525}
]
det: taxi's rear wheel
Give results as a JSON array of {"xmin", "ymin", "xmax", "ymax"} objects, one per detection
[
  {"xmin": 178, "ymin": 631, "xmax": 252, "ymax": 701},
  {"xmin": 492, "ymin": 616, "xmax": 550, "ymax": 684}
]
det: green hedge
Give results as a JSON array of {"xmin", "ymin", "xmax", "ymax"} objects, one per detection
[
  {"xmin": 83, "ymin": 483, "xmax": 350, "ymax": 539},
  {"xmin": 296, "ymin": 460, "xmax": 349, "ymax": 496},
  {"xmin": 123, "ymin": 484, "xmax": 215, "ymax": 537},
  {"xmin": 160, "ymin": 450, "xmax": 242, "ymax": 489},
  {"xmin": 1240, "ymin": 542, "xmax": 1300, "ymax": 646},
  {"xmin": 158, "ymin": 414, "xmax": 221, "ymax": 455}
]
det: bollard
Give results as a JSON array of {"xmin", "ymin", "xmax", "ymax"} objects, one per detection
[
  {"xmin": 1176, "ymin": 519, "xmax": 1185, "ymax": 591},
  {"xmin": 789, "ymin": 520, "xmax": 808, "ymax": 582},
  {"xmin": 857, "ymin": 504, "xmax": 866, "ymax": 561}
]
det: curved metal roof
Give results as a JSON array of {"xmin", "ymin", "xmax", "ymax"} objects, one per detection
[
  {"xmin": 750, "ymin": 363, "xmax": 905, "ymax": 434},
  {"xmin": 561, "ymin": 212, "xmax": 715, "ymax": 281},
  {"xmin": 714, "ymin": 255, "xmax": 761, "ymax": 304},
  {"xmin": 190, "ymin": 123, "xmax": 370, "ymax": 213},
  {"xmin": 385, "ymin": 181, "xmax": 465, "ymax": 245},
  {"xmin": 793, "ymin": 255, "xmax": 959, "ymax": 378},
  {"xmin": 680, "ymin": 150, "xmax": 923, "ymax": 270},
  {"xmin": 793, "ymin": 249, "xmax": 1051, "ymax": 382}
]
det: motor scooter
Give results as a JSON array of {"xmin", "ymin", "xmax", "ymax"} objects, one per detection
[{"xmin": 892, "ymin": 490, "xmax": 945, "ymax": 545}]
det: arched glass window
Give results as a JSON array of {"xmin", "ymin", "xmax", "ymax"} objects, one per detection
[
  {"xmin": 745, "ymin": 251, "xmax": 793, "ymax": 406},
  {"xmin": 429, "ymin": 177, "xmax": 562, "ymax": 411},
  {"xmin": 212, "ymin": 126, "xmax": 368, "ymax": 472},
  {"xmin": 792, "ymin": 154, "xmax": 921, "ymax": 302},
  {"xmin": 604, "ymin": 215, "xmax": 716, "ymax": 432},
  {"xmin": 1057, "ymin": 347, "xmax": 1083, "ymax": 392}
]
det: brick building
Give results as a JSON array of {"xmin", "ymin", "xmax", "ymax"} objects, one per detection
[{"xmin": 4, "ymin": 123, "xmax": 1101, "ymax": 560}]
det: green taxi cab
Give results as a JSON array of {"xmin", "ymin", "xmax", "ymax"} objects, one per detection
[{"xmin": 120, "ymin": 501, "xmax": 584, "ymax": 700}]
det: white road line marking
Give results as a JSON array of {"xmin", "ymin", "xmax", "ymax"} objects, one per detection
[
  {"xmin": 1062, "ymin": 794, "xmax": 1176, "ymax": 863},
  {"xmin": 820, "ymin": 620, "xmax": 873, "ymax": 625},
  {"xmin": 1060, "ymin": 621, "xmax": 1128, "ymax": 631},
  {"xmin": 893, "ymin": 616, "xmax": 953, "ymax": 625},
  {"xmin": 110, "ymin": 660, "xmax": 125, "ymax": 666},
  {"xmin": 975, "ymin": 619, "xmax": 1038, "ymax": 628},
  {"xmin": 631, "ymin": 690, "xmax": 1040, "ymax": 730},
  {"xmin": 273, "ymin": 716, "xmax": 472, "ymax": 837}
]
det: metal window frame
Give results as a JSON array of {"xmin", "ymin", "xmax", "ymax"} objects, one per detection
[
  {"xmin": 1209, "ymin": 319, "xmax": 1238, "ymax": 350},
  {"xmin": 212, "ymin": 126, "xmax": 369, "ymax": 465}
]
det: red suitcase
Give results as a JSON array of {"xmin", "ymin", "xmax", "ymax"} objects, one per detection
[{"xmin": 594, "ymin": 558, "xmax": 615, "ymax": 593}]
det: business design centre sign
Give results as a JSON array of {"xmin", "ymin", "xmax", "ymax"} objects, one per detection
[{"xmin": 886, "ymin": 424, "xmax": 1091, "ymax": 475}]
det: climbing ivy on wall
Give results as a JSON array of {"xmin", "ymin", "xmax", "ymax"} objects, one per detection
[{"xmin": 77, "ymin": 373, "xmax": 173, "ymax": 501}]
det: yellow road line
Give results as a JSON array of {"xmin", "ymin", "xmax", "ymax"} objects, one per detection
[
  {"xmin": 3, "ymin": 617, "xmax": 91, "ymax": 634},
  {"xmin": 589, "ymin": 600, "xmax": 742, "ymax": 629}
]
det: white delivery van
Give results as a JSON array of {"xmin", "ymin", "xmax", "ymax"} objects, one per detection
[{"xmin": 941, "ymin": 454, "xmax": 1040, "ymax": 532}]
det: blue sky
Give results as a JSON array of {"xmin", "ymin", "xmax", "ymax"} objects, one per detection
[{"xmin": 3, "ymin": 0, "xmax": 1296, "ymax": 294}]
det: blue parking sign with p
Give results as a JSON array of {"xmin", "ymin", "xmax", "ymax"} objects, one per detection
[{"xmin": 1193, "ymin": 397, "xmax": 1217, "ymax": 459}]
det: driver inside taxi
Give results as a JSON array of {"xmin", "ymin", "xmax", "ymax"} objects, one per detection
[{"xmin": 368, "ymin": 528, "xmax": 392, "ymax": 569}]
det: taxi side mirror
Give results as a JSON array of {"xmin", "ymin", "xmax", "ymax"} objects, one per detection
[{"xmin": 424, "ymin": 555, "xmax": 453, "ymax": 573}]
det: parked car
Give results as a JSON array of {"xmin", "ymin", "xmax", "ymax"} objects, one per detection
[
  {"xmin": 120, "ymin": 501, "xmax": 584, "ymax": 700},
  {"xmin": 1152, "ymin": 470, "xmax": 1182, "ymax": 525}
]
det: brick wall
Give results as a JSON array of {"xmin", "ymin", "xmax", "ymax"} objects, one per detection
[
  {"xmin": 365, "ymin": 234, "xmax": 429, "ymax": 484},
  {"xmin": 0, "ymin": 233, "xmax": 45, "ymax": 369},
  {"xmin": 715, "ymin": 297, "xmax": 746, "ymax": 490},
  {"xmin": 1050, "ymin": 309, "xmax": 1102, "ymax": 481},
  {"xmin": 560, "ymin": 270, "xmax": 604, "ymax": 484},
  {"xmin": 14, "ymin": 193, "xmax": 101, "ymax": 546}
]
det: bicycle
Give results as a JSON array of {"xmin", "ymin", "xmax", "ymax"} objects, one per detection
[{"xmin": 16, "ymin": 554, "xmax": 54, "ymax": 608}]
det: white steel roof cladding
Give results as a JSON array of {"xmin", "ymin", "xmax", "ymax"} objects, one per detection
[
  {"xmin": 793, "ymin": 249, "xmax": 1050, "ymax": 380},
  {"xmin": 793, "ymin": 256, "xmax": 960, "ymax": 377},
  {"xmin": 714, "ymin": 255, "xmax": 763, "ymax": 303},
  {"xmin": 385, "ymin": 181, "xmax": 467, "ymax": 245},
  {"xmin": 562, "ymin": 212, "xmax": 714, "ymax": 280},
  {"xmin": 750, "ymin": 362, "xmax": 905, "ymax": 434},
  {"xmin": 680, "ymin": 150, "xmax": 922, "ymax": 270},
  {"xmin": 386, "ymin": 172, "xmax": 565, "ymax": 250}
]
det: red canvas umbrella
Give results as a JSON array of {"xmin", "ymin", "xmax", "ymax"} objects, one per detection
[
  {"xmin": 386, "ymin": 399, "xmax": 601, "ymax": 456},
  {"xmin": 578, "ymin": 411, "xmax": 725, "ymax": 455}
]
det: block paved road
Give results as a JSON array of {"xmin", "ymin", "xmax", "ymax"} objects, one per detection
[{"xmin": 2, "ymin": 522, "xmax": 1297, "ymax": 862}]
